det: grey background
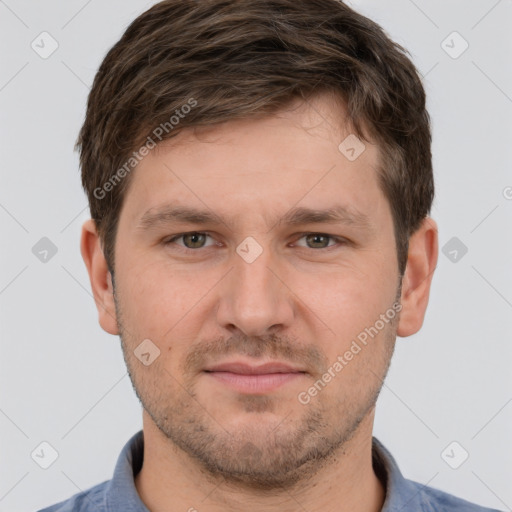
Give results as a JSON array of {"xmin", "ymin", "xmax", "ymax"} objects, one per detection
[{"xmin": 1, "ymin": 0, "xmax": 511, "ymax": 510}]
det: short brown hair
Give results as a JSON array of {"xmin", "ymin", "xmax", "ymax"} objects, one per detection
[{"xmin": 77, "ymin": 0, "xmax": 434, "ymax": 276}]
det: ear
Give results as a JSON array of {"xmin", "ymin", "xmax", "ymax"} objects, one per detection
[
  {"xmin": 80, "ymin": 219, "xmax": 119, "ymax": 335},
  {"xmin": 397, "ymin": 217, "xmax": 438, "ymax": 337}
]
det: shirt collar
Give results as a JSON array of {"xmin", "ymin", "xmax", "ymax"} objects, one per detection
[
  {"xmin": 373, "ymin": 436, "xmax": 431, "ymax": 511},
  {"xmin": 105, "ymin": 430, "xmax": 427, "ymax": 512},
  {"xmin": 105, "ymin": 430, "xmax": 149, "ymax": 511}
]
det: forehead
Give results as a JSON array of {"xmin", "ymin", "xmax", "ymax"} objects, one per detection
[{"xmin": 118, "ymin": 93, "xmax": 386, "ymax": 229}]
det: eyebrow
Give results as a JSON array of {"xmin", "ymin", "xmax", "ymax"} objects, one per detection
[{"xmin": 136, "ymin": 203, "xmax": 372, "ymax": 232}]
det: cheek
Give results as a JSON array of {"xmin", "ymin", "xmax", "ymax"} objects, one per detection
[
  {"xmin": 116, "ymin": 258, "xmax": 219, "ymax": 343},
  {"xmin": 299, "ymin": 259, "xmax": 398, "ymax": 354}
]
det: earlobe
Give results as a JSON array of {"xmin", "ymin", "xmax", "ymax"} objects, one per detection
[
  {"xmin": 397, "ymin": 217, "xmax": 439, "ymax": 337},
  {"xmin": 80, "ymin": 219, "xmax": 119, "ymax": 335}
]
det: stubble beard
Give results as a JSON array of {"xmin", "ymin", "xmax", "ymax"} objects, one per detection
[{"xmin": 113, "ymin": 280, "xmax": 398, "ymax": 491}]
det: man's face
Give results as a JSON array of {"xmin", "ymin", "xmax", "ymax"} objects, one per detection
[{"xmin": 112, "ymin": 93, "xmax": 401, "ymax": 488}]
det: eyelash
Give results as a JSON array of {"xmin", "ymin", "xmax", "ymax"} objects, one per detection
[{"xmin": 163, "ymin": 231, "xmax": 348, "ymax": 252}]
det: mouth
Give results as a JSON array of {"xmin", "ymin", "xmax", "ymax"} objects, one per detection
[{"xmin": 203, "ymin": 360, "xmax": 307, "ymax": 394}]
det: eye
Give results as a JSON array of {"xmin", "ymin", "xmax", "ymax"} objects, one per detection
[
  {"xmin": 293, "ymin": 233, "xmax": 346, "ymax": 249},
  {"xmin": 164, "ymin": 232, "xmax": 217, "ymax": 250},
  {"xmin": 163, "ymin": 231, "xmax": 347, "ymax": 252}
]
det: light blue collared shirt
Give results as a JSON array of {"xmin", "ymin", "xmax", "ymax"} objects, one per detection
[{"xmin": 37, "ymin": 430, "xmax": 503, "ymax": 512}]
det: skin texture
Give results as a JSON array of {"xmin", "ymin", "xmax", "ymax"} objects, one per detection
[{"xmin": 81, "ymin": 92, "xmax": 438, "ymax": 512}]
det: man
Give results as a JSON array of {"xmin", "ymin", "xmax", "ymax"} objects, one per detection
[{"xmin": 38, "ymin": 0, "xmax": 502, "ymax": 511}]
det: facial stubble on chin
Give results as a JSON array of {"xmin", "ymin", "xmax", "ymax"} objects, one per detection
[{"xmin": 112, "ymin": 278, "xmax": 399, "ymax": 491}]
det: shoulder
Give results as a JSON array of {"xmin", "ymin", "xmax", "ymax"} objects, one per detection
[
  {"xmin": 371, "ymin": 437, "xmax": 503, "ymax": 512},
  {"xmin": 36, "ymin": 480, "xmax": 109, "ymax": 512},
  {"xmin": 409, "ymin": 478, "xmax": 503, "ymax": 512}
]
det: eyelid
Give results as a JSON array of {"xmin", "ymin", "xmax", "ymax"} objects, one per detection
[
  {"xmin": 290, "ymin": 232, "xmax": 348, "ymax": 249},
  {"xmin": 164, "ymin": 231, "xmax": 218, "ymax": 248},
  {"xmin": 164, "ymin": 231, "xmax": 348, "ymax": 251}
]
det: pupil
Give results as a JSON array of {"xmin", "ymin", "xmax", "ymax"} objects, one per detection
[
  {"xmin": 185, "ymin": 233, "xmax": 204, "ymax": 248},
  {"xmin": 308, "ymin": 234, "xmax": 327, "ymax": 248}
]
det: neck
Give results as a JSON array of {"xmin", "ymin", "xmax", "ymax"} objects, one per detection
[{"xmin": 134, "ymin": 409, "xmax": 386, "ymax": 512}]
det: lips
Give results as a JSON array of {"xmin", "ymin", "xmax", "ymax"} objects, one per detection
[
  {"xmin": 203, "ymin": 361, "xmax": 306, "ymax": 375},
  {"xmin": 203, "ymin": 360, "xmax": 306, "ymax": 394}
]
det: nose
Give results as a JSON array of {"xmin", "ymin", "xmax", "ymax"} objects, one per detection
[{"xmin": 215, "ymin": 243, "xmax": 295, "ymax": 337}]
